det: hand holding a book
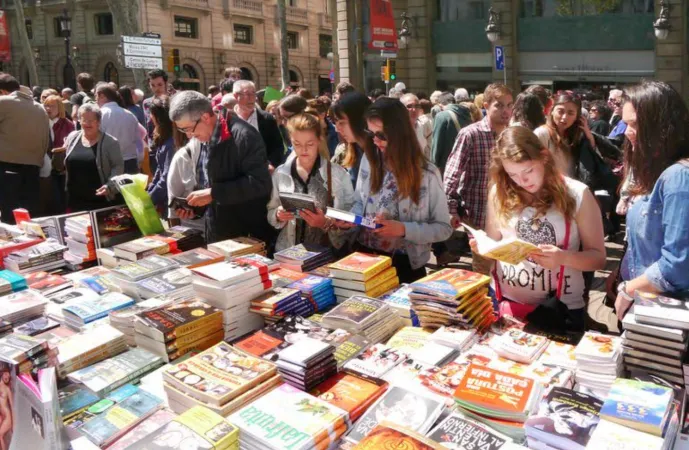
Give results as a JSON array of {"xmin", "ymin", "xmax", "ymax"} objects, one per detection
[
  {"xmin": 373, "ymin": 214, "xmax": 405, "ymax": 237},
  {"xmin": 187, "ymin": 189, "xmax": 212, "ymax": 207},
  {"xmin": 615, "ymin": 290, "xmax": 633, "ymax": 321},
  {"xmin": 530, "ymin": 244, "xmax": 565, "ymax": 270},
  {"xmin": 276, "ymin": 206, "xmax": 296, "ymax": 223},
  {"xmin": 300, "ymin": 207, "xmax": 328, "ymax": 229}
]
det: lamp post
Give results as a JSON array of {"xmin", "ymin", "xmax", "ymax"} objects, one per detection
[
  {"xmin": 326, "ymin": 51, "xmax": 334, "ymax": 94},
  {"xmin": 654, "ymin": 0, "xmax": 671, "ymax": 40},
  {"xmin": 59, "ymin": 8, "xmax": 75, "ymax": 90},
  {"xmin": 397, "ymin": 12, "xmax": 413, "ymax": 50},
  {"xmin": 485, "ymin": 8, "xmax": 505, "ymax": 85}
]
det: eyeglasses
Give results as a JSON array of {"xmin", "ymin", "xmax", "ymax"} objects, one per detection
[
  {"xmin": 178, "ymin": 118, "xmax": 201, "ymax": 134},
  {"xmin": 365, "ymin": 129, "xmax": 387, "ymax": 141},
  {"xmin": 405, "ymin": 104, "xmax": 421, "ymax": 110},
  {"xmin": 590, "ymin": 108, "xmax": 598, "ymax": 112},
  {"xmin": 608, "ymin": 99, "xmax": 622, "ymax": 107}
]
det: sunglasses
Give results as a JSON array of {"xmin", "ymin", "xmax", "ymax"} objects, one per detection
[{"xmin": 365, "ymin": 129, "xmax": 387, "ymax": 141}]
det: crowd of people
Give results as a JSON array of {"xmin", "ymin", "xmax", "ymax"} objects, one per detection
[{"xmin": 0, "ymin": 67, "xmax": 687, "ymax": 335}]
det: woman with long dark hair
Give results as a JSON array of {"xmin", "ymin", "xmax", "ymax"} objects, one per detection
[
  {"xmin": 118, "ymin": 85, "xmax": 145, "ymax": 126},
  {"xmin": 147, "ymin": 96, "xmax": 176, "ymax": 214},
  {"xmin": 510, "ymin": 92, "xmax": 546, "ymax": 131},
  {"xmin": 615, "ymin": 81, "xmax": 689, "ymax": 319},
  {"xmin": 330, "ymin": 92, "xmax": 373, "ymax": 187},
  {"xmin": 337, "ymin": 97, "xmax": 452, "ymax": 283}
]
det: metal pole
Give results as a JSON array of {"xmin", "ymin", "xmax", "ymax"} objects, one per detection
[
  {"xmin": 385, "ymin": 80, "xmax": 389, "ymax": 96},
  {"xmin": 503, "ymin": 50, "xmax": 507, "ymax": 86}
]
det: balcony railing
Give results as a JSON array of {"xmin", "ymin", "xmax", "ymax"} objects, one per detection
[
  {"xmin": 232, "ymin": 0, "xmax": 263, "ymax": 15},
  {"xmin": 287, "ymin": 6, "xmax": 308, "ymax": 23},
  {"xmin": 318, "ymin": 12, "xmax": 332, "ymax": 28},
  {"xmin": 166, "ymin": 0, "xmax": 210, "ymax": 10}
]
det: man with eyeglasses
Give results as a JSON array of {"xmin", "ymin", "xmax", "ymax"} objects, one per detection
[
  {"xmin": 607, "ymin": 89, "xmax": 626, "ymax": 148},
  {"xmin": 233, "ymin": 80, "xmax": 284, "ymax": 170},
  {"xmin": 400, "ymin": 93, "xmax": 433, "ymax": 159},
  {"xmin": 169, "ymin": 91, "xmax": 274, "ymax": 245}
]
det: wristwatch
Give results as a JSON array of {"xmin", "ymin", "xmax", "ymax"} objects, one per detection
[{"xmin": 618, "ymin": 281, "xmax": 634, "ymax": 301}]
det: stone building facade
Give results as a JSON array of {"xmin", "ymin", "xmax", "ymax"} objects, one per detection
[{"xmin": 2, "ymin": 0, "xmax": 335, "ymax": 94}]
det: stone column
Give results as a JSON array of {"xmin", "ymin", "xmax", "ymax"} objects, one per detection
[{"xmin": 392, "ymin": 0, "xmax": 431, "ymax": 94}]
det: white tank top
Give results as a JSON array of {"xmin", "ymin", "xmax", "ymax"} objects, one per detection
[{"xmin": 491, "ymin": 177, "xmax": 588, "ymax": 310}]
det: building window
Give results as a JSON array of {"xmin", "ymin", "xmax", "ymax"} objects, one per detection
[
  {"xmin": 519, "ymin": 0, "xmax": 652, "ymax": 16},
  {"xmin": 437, "ymin": 0, "xmax": 489, "ymax": 20},
  {"xmin": 240, "ymin": 67, "xmax": 253, "ymax": 80},
  {"xmin": 174, "ymin": 16, "xmax": 198, "ymax": 39},
  {"xmin": 289, "ymin": 0, "xmax": 297, "ymax": 6},
  {"xmin": 287, "ymin": 31, "xmax": 299, "ymax": 50},
  {"xmin": 318, "ymin": 34, "xmax": 332, "ymax": 58},
  {"xmin": 103, "ymin": 62, "xmax": 119, "ymax": 85},
  {"xmin": 53, "ymin": 18, "xmax": 63, "ymax": 38},
  {"xmin": 289, "ymin": 69, "xmax": 300, "ymax": 85},
  {"xmin": 233, "ymin": 24, "xmax": 253, "ymax": 45},
  {"xmin": 24, "ymin": 19, "xmax": 33, "ymax": 40},
  {"xmin": 94, "ymin": 13, "xmax": 114, "ymax": 36}
]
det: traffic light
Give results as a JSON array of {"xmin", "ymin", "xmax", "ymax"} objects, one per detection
[
  {"xmin": 167, "ymin": 49, "xmax": 180, "ymax": 74},
  {"xmin": 380, "ymin": 61, "xmax": 389, "ymax": 82},
  {"xmin": 387, "ymin": 58, "xmax": 397, "ymax": 81}
]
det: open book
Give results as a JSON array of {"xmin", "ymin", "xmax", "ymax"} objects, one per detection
[{"xmin": 462, "ymin": 223, "xmax": 539, "ymax": 265}]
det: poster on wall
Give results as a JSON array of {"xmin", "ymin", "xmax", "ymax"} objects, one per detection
[
  {"xmin": 0, "ymin": 11, "xmax": 10, "ymax": 62},
  {"xmin": 368, "ymin": 0, "xmax": 398, "ymax": 52}
]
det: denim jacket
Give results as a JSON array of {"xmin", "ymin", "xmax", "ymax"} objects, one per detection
[
  {"xmin": 352, "ymin": 154, "xmax": 453, "ymax": 269},
  {"xmin": 623, "ymin": 162, "xmax": 689, "ymax": 298}
]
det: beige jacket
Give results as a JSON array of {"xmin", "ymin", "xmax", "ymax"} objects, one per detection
[{"xmin": 0, "ymin": 91, "xmax": 50, "ymax": 166}]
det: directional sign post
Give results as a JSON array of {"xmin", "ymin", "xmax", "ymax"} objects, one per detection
[
  {"xmin": 121, "ymin": 35, "xmax": 163, "ymax": 70},
  {"xmin": 494, "ymin": 45, "xmax": 506, "ymax": 86}
]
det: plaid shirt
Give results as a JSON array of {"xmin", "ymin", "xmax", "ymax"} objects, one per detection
[{"xmin": 443, "ymin": 116, "xmax": 496, "ymax": 229}]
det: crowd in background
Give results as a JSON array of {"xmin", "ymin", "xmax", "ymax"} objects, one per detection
[{"xmin": 0, "ymin": 66, "xmax": 687, "ymax": 335}]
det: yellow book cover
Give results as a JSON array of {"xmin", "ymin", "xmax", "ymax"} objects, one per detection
[
  {"xmin": 366, "ymin": 275, "xmax": 400, "ymax": 298},
  {"xmin": 463, "ymin": 223, "xmax": 539, "ymax": 265},
  {"xmin": 410, "ymin": 269, "xmax": 490, "ymax": 300},
  {"xmin": 353, "ymin": 421, "xmax": 443, "ymax": 449},
  {"xmin": 329, "ymin": 252, "xmax": 392, "ymax": 281},
  {"xmin": 361, "ymin": 266, "xmax": 398, "ymax": 291},
  {"xmin": 387, "ymin": 326, "xmax": 432, "ymax": 353}
]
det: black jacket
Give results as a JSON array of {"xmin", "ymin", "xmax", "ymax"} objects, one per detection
[
  {"xmin": 257, "ymin": 109, "xmax": 285, "ymax": 168},
  {"xmin": 206, "ymin": 116, "xmax": 275, "ymax": 244}
]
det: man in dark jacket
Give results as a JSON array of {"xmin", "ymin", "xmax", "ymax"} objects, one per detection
[
  {"xmin": 431, "ymin": 94, "xmax": 473, "ymax": 174},
  {"xmin": 169, "ymin": 91, "xmax": 274, "ymax": 244},
  {"xmin": 232, "ymin": 80, "xmax": 284, "ymax": 169}
]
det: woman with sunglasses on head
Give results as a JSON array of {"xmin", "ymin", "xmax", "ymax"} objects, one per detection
[
  {"xmin": 337, "ymin": 97, "xmax": 452, "ymax": 283},
  {"xmin": 330, "ymin": 92, "xmax": 373, "ymax": 188},
  {"xmin": 614, "ymin": 81, "xmax": 689, "ymax": 320},
  {"xmin": 267, "ymin": 112, "xmax": 354, "ymax": 252},
  {"xmin": 476, "ymin": 126, "xmax": 605, "ymax": 329}
]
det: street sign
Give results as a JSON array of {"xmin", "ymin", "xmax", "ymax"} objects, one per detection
[
  {"xmin": 380, "ymin": 50, "xmax": 398, "ymax": 59},
  {"xmin": 122, "ymin": 42, "xmax": 162, "ymax": 58},
  {"xmin": 495, "ymin": 45, "xmax": 505, "ymax": 71},
  {"xmin": 124, "ymin": 55, "xmax": 163, "ymax": 70},
  {"xmin": 329, "ymin": 70, "xmax": 335, "ymax": 82},
  {"xmin": 142, "ymin": 32, "xmax": 161, "ymax": 38},
  {"xmin": 121, "ymin": 35, "xmax": 161, "ymax": 46}
]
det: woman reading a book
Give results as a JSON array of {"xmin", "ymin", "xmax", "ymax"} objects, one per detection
[
  {"xmin": 614, "ymin": 81, "xmax": 689, "ymax": 320},
  {"xmin": 267, "ymin": 112, "xmax": 354, "ymax": 252},
  {"xmin": 330, "ymin": 92, "xmax": 374, "ymax": 188},
  {"xmin": 475, "ymin": 126, "xmax": 606, "ymax": 329},
  {"xmin": 336, "ymin": 97, "xmax": 453, "ymax": 283}
]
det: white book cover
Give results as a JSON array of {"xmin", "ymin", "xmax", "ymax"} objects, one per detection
[
  {"xmin": 587, "ymin": 419, "xmax": 664, "ymax": 450},
  {"xmin": 493, "ymin": 330, "xmax": 549, "ymax": 364},
  {"xmin": 574, "ymin": 332, "xmax": 622, "ymax": 362},
  {"xmin": 191, "ymin": 261, "xmax": 259, "ymax": 285},
  {"xmin": 430, "ymin": 326, "xmax": 477, "ymax": 350},
  {"xmin": 538, "ymin": 341, "xmax": 577, "ymax": 370}
]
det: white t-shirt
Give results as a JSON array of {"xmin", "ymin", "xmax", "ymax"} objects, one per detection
[{"xmin": 491, "ymin": 177, "xmax": 588, "ymax": 310}]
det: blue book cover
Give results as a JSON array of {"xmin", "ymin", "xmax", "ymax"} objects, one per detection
[
  {"xmin": 0, "ymin": 270, "xmax": 26, "ymax": 291},
  {"xmin": 63, "ymin": 292, "xmax": 135, "ymax": 323},
  {"xmin": 288, "ymin": 275, "xmax": 332, "ymax": 294},
  {"xmin": 600, "ymin": 378, "xmax": 673, "ymax": 434}
]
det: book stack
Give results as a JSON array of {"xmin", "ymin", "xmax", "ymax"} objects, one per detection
[
  {"xmin": 0, "ymin": 289, "xmax": 48, "ymax": 325},
  {"xmin": 286, "ymin": 274, "xmax": 336, "ymax": 316},
  {"xmin": 0, "ymin": 319, "xmax": 12, "ymax": 338},
  {"xmin": 169, "ymin": 247, "xmax": 224, "ymax": 269},
  {"xmin": 493, "ymin": 329, "xmax": 549, "ymax": 364},
  {"xmin": 230, "ymin": 383, "xmax": 350, "ymax": 450},
  {"xmin": 322, "ymin": 295, "xmax": 402, "ymax": 343},
  {"xmin": 276, "ymin": 336, "xmax": 337, "ymax": 391},
  {"xmin": 63, "ymin": 214, "xmax": 96, "ymax": 265},
  {"xmin": 429, "ymin": 325, "xmax": 478, "ymax": 352},
  {"xmin": 586, "ymin": 417, "xmax": 677, "ymax": 450},
  {"xmin": 62, "ymin": 291, "xmax": 136, "ymax": 330},
  {"xmin": 44, "ymin": 286, "xmax": 101, "ymax": 326},
  {"xmin": 3, "ymin": 238, "xmax": 68, "ymax": 273},
  {"xmin": 163, "ymin": 342, "xmax": 281, "ymax": 416},
  {"xmin": 108, "ymin": 296, "xmax": 174, "ymax": 345},
  {"xmin": 150, "ymin": 225, "xmax": 204, "ymax": 253},
  {"xmin": 134, "ymin": 298, "xmax": 224, "ymax": 362},
  {"xmin": 269, "ymin": 267, "xmax": 307, "ymax": 287},
  {"xmin": 67, "ymin": 347, "xmax": 164, "ymax": 396},
  {"xmin": 311, "ymin": 372, "xmax": 388, "ymax": 422},
  {"xmin": 25, "ymin": 271, "xmax": 72, "ymax": 297},
  {"xmin": 386, "ymin": 326, "xmax": 432, "ymax": 354},
  {"xmin": 379, "ymin": 283, "xmax": 419, "ymax": 326},
  {"xmin": 574, "ymin": 332, "xmax": 623, "ymax": 397},
  {"xmin": 191, "ymin": 259, "xmax": 269, "ymax": 340},
  {"xmin": 344, "ymin": 342, "xmax": 408, "ymax": 379},
  {"xmin": 0, "ymin": 269, "xmax": 27, "ymax": 293},
  {"xmin": 409, "ymin": 268, "xmax": 494, "ymax": 329},
  {"xmin": 109, "ymin": 255, "xmax": 180, "ymax": 296},
  {"xmin": 274, "ymin": 243, "xmax": 334, "ymax": 272},
  {"xmin": 328, "ymin": 252, "xmax": 399, "ymax": 303},
  {"xmin": 112, "ymin": 236, "xmax": 174, "ymax": 262},
  {"xmin": 428, "ymin": 412, "xmax": 514, "ymax": 450},
  {"xmin": 56, "ymin": 323, "xmax": 127, "ymax": 377},
  {"xmin": 207, "ymin": 236, "xmax": 265, "ymax": 257},
  {"xmin": 524, "ymin": 387, "xmax": 602, "ymax": 450},
  {"xmin": 122, "ymin": 406, "xmax": 238, "ymax": 450},
  {"xmin": 412, "ymin": 341, "xmax": 460, "ymax": 367},
  {"xmin": 623, "ymin": 296, "xmax": 689, "ymax": 386},
  {"xmin": 104, "ymin": 409, "xmax": 176, "ymax": 450},
  {"xmin": 135, "ymin": 267, "xmax": 194, "ymax": 299},
  {"xmin": 0, "ymin": 333, "xmax": 54, "ymax": 373},
  {"xmin": 249, "ymin": 287, "xmax": 303, "ymax": 323},
  {"xmin": 453, "ymin": 364, "xmax": 545, "ymax": 437}
]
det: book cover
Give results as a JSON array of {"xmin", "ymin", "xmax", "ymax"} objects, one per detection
[
  {"xmin": 137, "ymin": 268, "xmax": 193, "ymax": 295},
  {"xmin": 329, "ymin": 252, "xmax": 392, "ymax": 281},
  {"xmin": 387, "ymin": 327, "xmax": 432, "ymax": 354},
  {"xmin": 411, "ymin": 269, "xmax": 491, "ymax": 301},
  {"xmin": 58, "ymin": 384, "xmax": 100, "ymax": 420},
  {"xmin": 14, "ymin": 317, "xmax": 59, "ymax": 336},
  {"xmin": 0, "ymin": 333, "xmax": 48, "ymax": 362},
  {"xmin": 0, "ymin": 289, "xmax": 48, "ymax": 318},
  {"xmin": 494, "ymin": 329, "xmax": 548, "ymax": 363},
  {"xmin": 62, "ymin": 292, "xmax": 135, "ymax": 324},
  {"xmin": 234, "ymin": 331, "xmax": 284, "ymax": 356},
  {"xmin": 277, "ymin": 336, "xmax": 334, "ymax": 367},
  {"xmin": 191, "ymin": 260, "xmax": 263, "ymax": 285},
  {"xmin": 312, "ymin": 372, "xmax": 388, "ymax": 422},
  {"xmin": 353, "ymin": 421, "xmax": 443, "ymax": 449},
  {"xmin": 343, "ymin": 343, "xmax": 407, "ymax": 379},
  {"xmin": 161, "ymin": 342, "xmax": 277, "ymax": 406},
  {"xmin": 130, "ymin": 405, "xmax": 238, "ymax": 450},
  {"xmin": 274, "ymin": 243, "xmax": 329, "ymax": 263},
  {"xmin": 346, "ymin": 385, "xmax": 445, "ymax": 445},
  {"xmin": 322, "ymin": 296, "xmax": 385, "ymax": 327},
  {"xmin": 417, "ymin": 362, "xmax": 469, "ymax": 398},
  {"xmin": 574, "ymin": 332, "xmax": 622, "ymax": 361},
  {"xmin": 464, "ymin": 223, "xmax": 539, "ymax": 265},
  {"xmin": 89, "ymin": 205, "xmax": 142, "ymax": 249},
  {"xmin": 586, "ymin": 419, "xmax": 665, "ymax": 450},
  {"xmin": 633, "ymin": 291, "xmax": 689, "ymax": 329},
  {"xmin": 428, "ymin": 412, "xmax": 511, "ymax": 449},
  {"xmin": 333, "ymin": 334, "xmax": 371, "ymax": 369},
  {"xmin": 287, "ymin": 274, "xmax": 332, "ymax": 294},
  {"xmin": 170, "ymin": 248, "xmax": 224, "ymax": 269},
  {"xmin": 135, "ymin": 298, "xmax": 222, "ymax": 342},
  {"xmin": 325, "ymin": 207, "xmax": 381, "ymax": 230},
  {"xmin": 229, "ymin": 383, "xmax": 348, "ymax": 450},
  {"xmin": 110, "ymin": 256, "xmax": 179, "ymax": 282},
  {"xmin": 107, "ymin": 409, "xmax": 176, "ymax": 450},
  {"xmin": 600, "ymin": 378, "xmax": 673, "ymax": 436}
]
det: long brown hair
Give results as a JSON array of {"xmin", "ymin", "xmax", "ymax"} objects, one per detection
[
  {"xmin": 150, "ymin": 96, "xmax": 173, "ymax": 148},
  {"xmin": 330, "ymin": 92, "xmax": 372, "ymax": 169},
  {"xmin": 490, "ymin": 126, "xmax": 576, "ymax": 224},
  {"xmin": 545, "ymin": 93, "xmax": 583, "ymax": 155},
  {"xmin": 287, "ymin": 112, "xmax": 329, "ymax": 159},
  {"xmin": 364, "ymin": 97, "xmax": 425, "ymax": 204},
  {"xmin": 623, "ymin": 81, "xmax": 689, "ymax": 196}
]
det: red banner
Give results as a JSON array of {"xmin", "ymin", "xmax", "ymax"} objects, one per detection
[
  {"xmin": 368, "ymin": 0, "xmax": 398, "ymax": 52},
  {"xmin": 0, "ymin": 11, "xmax": 10, "ymax": 63}
]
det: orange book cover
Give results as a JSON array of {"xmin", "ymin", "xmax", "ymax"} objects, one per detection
[
  {"xmin": 271, "ymin": 268, "xmax": 308, "ymax": 282},
  {"xmin": 411, "ymin": 269, "xmax": 490, "ymax": 300},
  {"xmin": 453, "ymin": 364, "xmax": 535, "ymax": 414},
  {"xmin": 234, "ymin": 331, "xmax": 284, "ymax": 356},
  {"xmin": 311, "ymin": 372, "xmax": 388, "ymax": 422},
  {"xmin": 353, "ymin": 421, "xmax": 443, "ymax": 450},
  {"xmin": 329, "ymin": 252, "xmax": 392, "ymax": 279}
]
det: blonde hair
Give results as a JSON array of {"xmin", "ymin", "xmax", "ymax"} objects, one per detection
[
  {"xmin": 43, "ymin": 95, "xmax": 66, "ymax": 119},
  {"xmin": 474, "ymin": 94, "xmax": 484, "ymax": 110},
  {"xmin": 460, "ymin": 101, "xmax": 482, "ymax": 123},
  {"xmin": 489, "ymin": 126, "xmax": 576, "ymax": 224},
  {"xmin": 287, "ymin": 112, "xmax": 329, "ymax": 159}
]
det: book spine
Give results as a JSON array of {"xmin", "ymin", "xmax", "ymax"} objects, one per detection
[{"xmin": 165, "ymin": 312, "xmax": 223, "ymax": 342}]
